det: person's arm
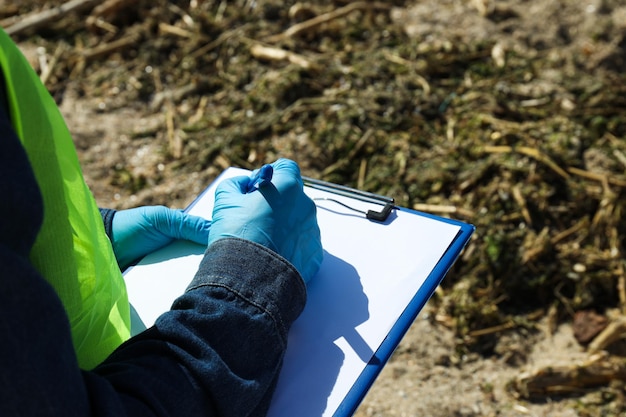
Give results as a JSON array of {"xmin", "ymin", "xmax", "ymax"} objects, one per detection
[
  {"xmin": 91, "ymin": 237, "xmax": 306, "ymax": 416},
  {"xmin": 89, "ymin": 159, "xmax": 321, "ymax": 415},
  {"xmin": 0, "ymin": 236, "xmax": 304, "ymax": 417},
  {"xmin": 1, "ymin": 96, "xmax": 312, "ymax": 416}
]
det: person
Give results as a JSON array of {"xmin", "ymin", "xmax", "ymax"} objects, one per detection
[{"xmin": 0, "ymin": 25, "xmax": 323, "ymax": 417}]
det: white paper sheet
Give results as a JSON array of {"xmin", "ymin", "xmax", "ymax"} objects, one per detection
[{"xmin": 123, "ymin": 168, "xmax": 462, "ymax": 416}]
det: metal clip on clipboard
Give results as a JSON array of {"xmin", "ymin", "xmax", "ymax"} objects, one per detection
[{"xmin": 302, "ymin": 177, "xmax": 396, "ymax": 222}]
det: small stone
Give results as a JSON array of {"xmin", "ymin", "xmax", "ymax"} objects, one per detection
[{"xmin": 573, "ymin": 310, "xmax": 609, "ymax": 345}]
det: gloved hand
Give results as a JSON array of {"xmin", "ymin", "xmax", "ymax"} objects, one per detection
[
  {"xmin": 111, "ymin": 206, "xmax": 211, "ymax": 269},
  {"xmin": 209, "ymin": 158, "xmax": 323, "ymax": 283}
]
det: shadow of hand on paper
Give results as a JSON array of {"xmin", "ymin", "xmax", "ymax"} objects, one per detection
[
  {"xmin": 124, "ymin": 240, "xmax": 207, "ymax": 335},
  {"xmin": 267, "ymin": 251, "xmax": 371, "ymax": 417}
]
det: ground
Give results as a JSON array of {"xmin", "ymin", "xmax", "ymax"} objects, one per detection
[{"xmin": 5, "ymin": 0, "xmax": 626, "ymax": 415}]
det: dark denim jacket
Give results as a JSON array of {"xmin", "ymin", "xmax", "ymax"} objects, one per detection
[{"xmin": 0, "ymin": 82, "xmax": 306, "ymax": 417}]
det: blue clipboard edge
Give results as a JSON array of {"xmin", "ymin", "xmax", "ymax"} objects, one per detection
[{"xmin": 335, "ymin": 207, "xmax": 475, "ymax": 417}]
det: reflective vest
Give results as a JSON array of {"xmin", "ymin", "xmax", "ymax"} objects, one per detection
[{"xmin": 0, "ymin": 28, "xmax": 130, "ymax": 370}]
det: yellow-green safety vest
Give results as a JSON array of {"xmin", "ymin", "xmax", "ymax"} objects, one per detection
[{"xmin": 0, "ymin": 28, "xmax": 130, "ymax": 370}]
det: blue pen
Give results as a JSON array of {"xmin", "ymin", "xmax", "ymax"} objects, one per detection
[{"xmin": 245, "ymin": 164, "xmax": 273, "ymax": 193}]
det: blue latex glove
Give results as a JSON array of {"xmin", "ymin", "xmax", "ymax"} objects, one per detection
[
  {"xmin": 209, "ymin": 158, "xmax": 323, "ymax": 283},
  {"xmin": 111, "ymin": 206, "xmax": 211, "ymax": 269}
]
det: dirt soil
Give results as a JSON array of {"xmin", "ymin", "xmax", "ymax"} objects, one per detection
[{"xmin": 5, "ymin": 0, "xmax": 626, "ymax": 415}]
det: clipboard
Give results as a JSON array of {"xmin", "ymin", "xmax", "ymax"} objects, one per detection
[{"xmin": 123, "ymin": 167, "xmax": 474, "ymax": 417}]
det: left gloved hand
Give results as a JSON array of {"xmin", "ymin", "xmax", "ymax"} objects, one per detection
[{"xmin": 111, "ymin": 206, "xmax": 211, "ymax": 269}]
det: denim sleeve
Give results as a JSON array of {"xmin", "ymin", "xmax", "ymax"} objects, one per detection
[
  {"xmin": 99, "ymin": 208, "xmax": 116, "ymax": 240},
  {"xmin": 2, "ymin": 225, "xmax": 306, "ymax": 417},
  {"xmin": 90, "ymin": 237, "xmax": 307, "ymax": 417}
]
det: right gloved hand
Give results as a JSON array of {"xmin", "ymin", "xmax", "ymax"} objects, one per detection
[{"xmin": 208, "ymin": 158, "xmax": 323, "ymax": 283}]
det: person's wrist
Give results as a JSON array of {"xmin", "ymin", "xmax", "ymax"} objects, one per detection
[{"xmin": 188, "ymin": 237, "xmax": 307, "ymax": 339}]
